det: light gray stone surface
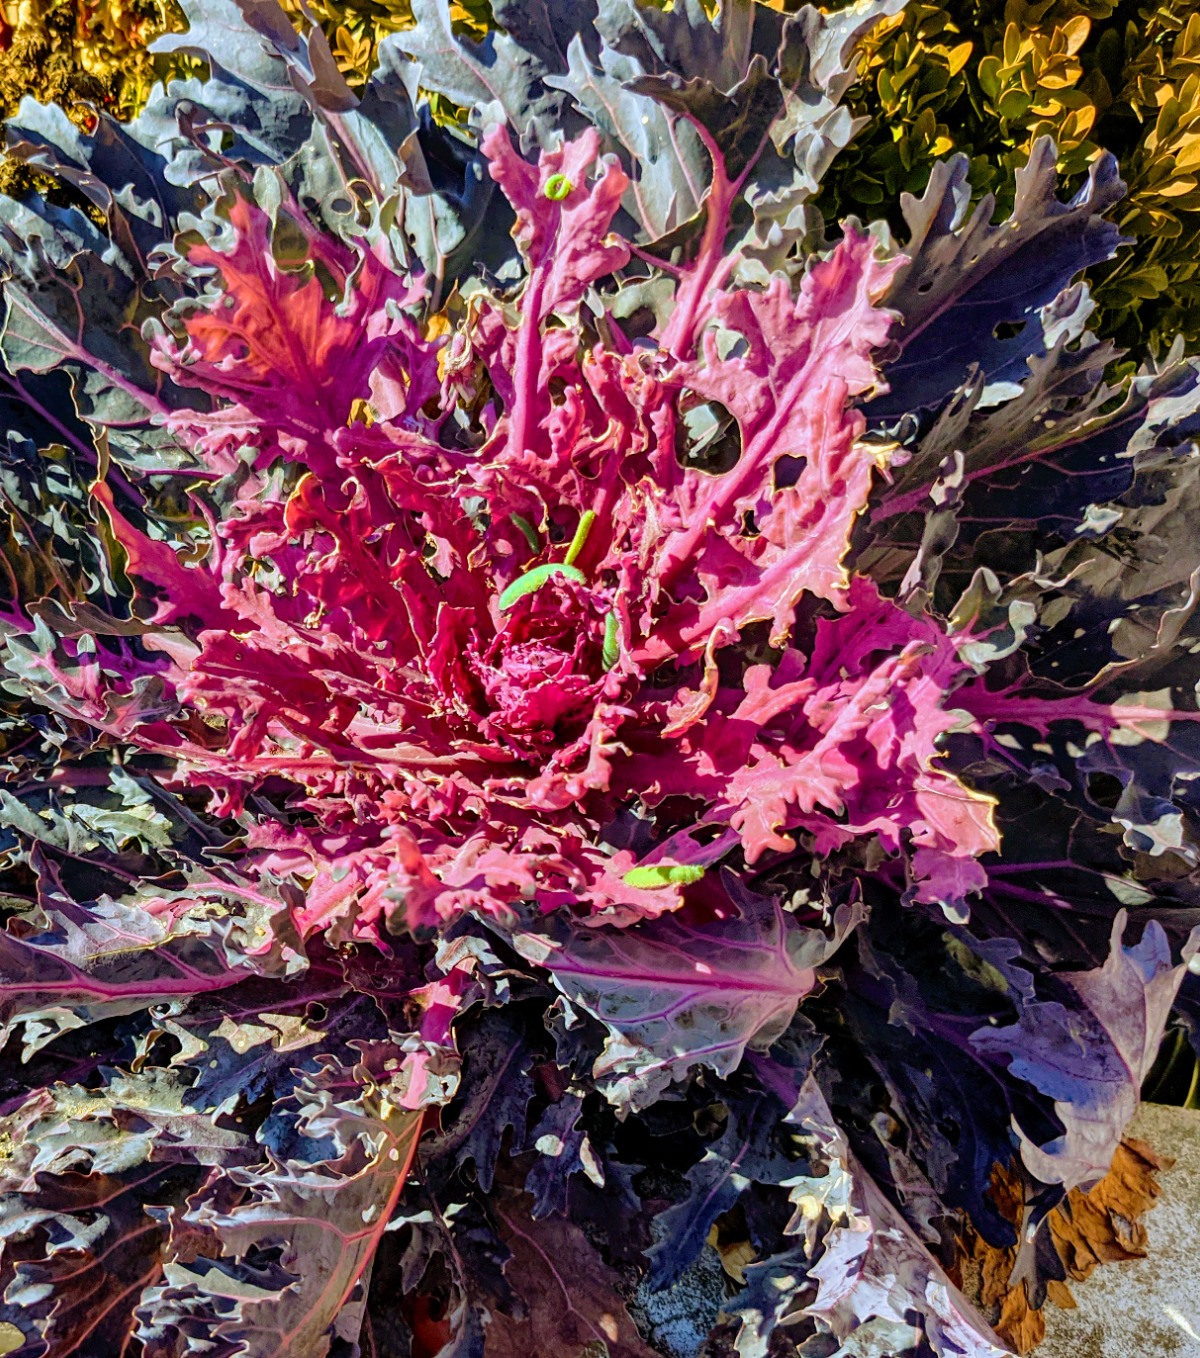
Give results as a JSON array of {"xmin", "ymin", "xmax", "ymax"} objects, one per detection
[{"xmin": 1039, "ymin": 1102, "xmax": 1200, "ymax": 1358}]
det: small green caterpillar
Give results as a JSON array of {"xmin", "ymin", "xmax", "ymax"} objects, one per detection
[
  {"xmin": 543, "ymin": 174, "xmax": 573, "ymax": 201},
  {"xmin": 602, "ymin": 611, "xmax": 620, "ymax": 670},
  {"xmin": 497, "ymin": 562, "xmax": 586, "ymax": 611},
  {"xmin": 622, "ymin": 863, "xmax": 706, "ymax": 889},
  {"xmin": 510, "ymin": 513, "xmax": 539, "ymax": 552},
  {"xmin": 564, "ymin": 509, "xmax": 596, "ymax": 566}
]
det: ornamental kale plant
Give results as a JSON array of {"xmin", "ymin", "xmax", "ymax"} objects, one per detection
[{"xmin": 2, "ymin": 2, "xmax": 1200, "ymax": 1356}]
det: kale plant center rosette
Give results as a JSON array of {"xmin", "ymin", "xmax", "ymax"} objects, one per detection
[{"xmin": 1, "ymin": 1, "xmax": 1200, "ymax": 1355}]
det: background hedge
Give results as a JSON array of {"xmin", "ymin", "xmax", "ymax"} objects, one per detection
[
  {"xmin": 2, "ymin": 0, "xmax": 1196, "ymax": 354},
  {"xmin": 4, "ymin": 0, "xmax": 1197, "ymax": 354}
]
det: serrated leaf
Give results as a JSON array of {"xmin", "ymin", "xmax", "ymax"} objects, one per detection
[
  {"xmin": 136, "ymin": 1049, "xmax": 423, "ymax": 1358},
  {"xmin": 873, "ymin": 138, "xmax": 1125, "ymax": 415}
]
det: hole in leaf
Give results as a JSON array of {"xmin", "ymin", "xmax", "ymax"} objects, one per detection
[
  {"xmin": 992, "ymin": 319, "xmax": 1027, "ymax": 340},
  {"xmin": 311, "ymin": 257, "xmax": 343, "ymax": 302},
  {"xmin": 774, "ymin": 453, "xmax": 804, "ymax": 489},
  {"xmin": 675, "ymin": 394, "xmax": 741, "ymax": 474},
  {"xmin": 1086, "ymin": 771, "xmax": 1124, "ymax": 809},
  {"xmin": 620, "ymin": 306, "xmax": 657, "ymax": 342}
]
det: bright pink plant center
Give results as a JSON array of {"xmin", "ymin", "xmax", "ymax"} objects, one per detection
[{"xmin": 82, "ymin": 128, "xmax": 1004, "ymax": 941}]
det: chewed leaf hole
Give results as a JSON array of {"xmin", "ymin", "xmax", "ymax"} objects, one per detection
[
  {"xmin": 675, "ymin": 396, "xmax": 741, "ymax": 475},
  {"xmin": 993, "ymin": 319, "xmax": 1028, "ymax": 340},
  {"xmin": 1086, "ymin": 771, "xmax": 1124, "ymax": 809}
]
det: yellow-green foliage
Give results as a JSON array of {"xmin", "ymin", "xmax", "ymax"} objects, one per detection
[
  {"xmin": 0, "ymin": 1, "xmax": 185, "ymax": 122},
  {"xmin": 0, "ymin": 0, "xmax": 195, "ymax": 200},
  {"xmin": 1, "ymin": 0, "xmax": 1198, "ymax": 351},
  {"xmin": 277, "ymin": 0, "xmax": 492, "ymax": 87},
  {"xmin": 0, "ymin": 0, "xmax": 485, "ymax": 190},
  {"xmin": 819, "ymin": 0, "xmax": 1200, "ymax": 353}
]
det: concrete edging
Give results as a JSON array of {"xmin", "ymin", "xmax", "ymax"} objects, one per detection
[{"xmin": 1039, "ymin": 1102, "xmax": 1200, "ymax": 1358}]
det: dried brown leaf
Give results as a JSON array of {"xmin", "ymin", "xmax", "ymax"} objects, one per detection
[{"xmin": 960, "ymin": 1138, "xmax": 1168, "ymax": 1356}]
